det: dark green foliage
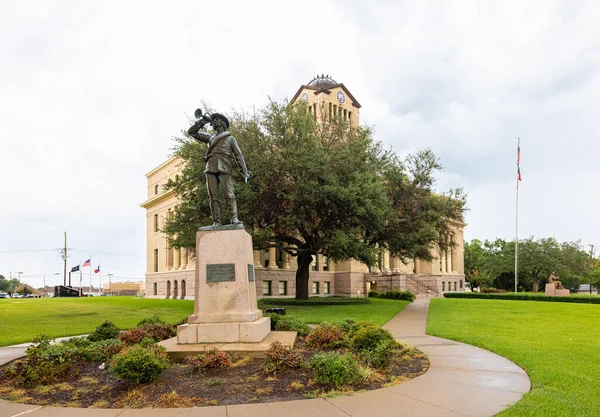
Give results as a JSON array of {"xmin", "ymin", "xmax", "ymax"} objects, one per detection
[
  {"xmin": 117, "ymin": 323, "xmax": 176, "ymax": 345},
  {"xmin": 359, "ymin": 339, "xmax": 397, "ymax": 368},
  {"xmin": 260, "ymin": 297, "xmax": 370, "ymax": 306},
  {"xmin": 185, "ymin": 349, "xmax": 233, "ymax": 372},
  {"xmin": 368, "ymin": 290, "xmax": 415, "ymax": 301},
  {"xmin": 263, "ymin": 341, "xmax": 302, "ymax": 374},
  {"xmin": 443, "ymin": 292, "xmax": 600, "ymax": 304},
  {"xmin": 310, "ymin": 353, "xmax": 362, "ymax": 386},
  {"xmin": 163, "ymin": 100, "xmax": 465, "ymax": 299},
  {"xmin": 306, "ymin": 322, "xmax": 346, "ymax": 349},
  {"xmin": 80, "ymin": 339, "xmax": 126, "ymax": 362},
  {"xmin": 265, "ymin": 312, "xmax": 283, "ymax": 330},
  {"xmin": 87, "ymin": 320, "xmax": 120, "ymax": 342},
  {"xmin": 351, "ymin": 325, "xmax": 395, "ymax": 353},
  {"xmin": 18, "ymin": 335, "xmax": 76, "ymax": 387},
  {"xmin": 136, "ymin": 314, "xmax": 166, "ymax": 327},
  {"xmin": 110, "ymin": 345, "xmax": 169, "ymax": 384},
  {"xmin": 274, "ymin": 316, "xmax": 312, "ymax": 336}
]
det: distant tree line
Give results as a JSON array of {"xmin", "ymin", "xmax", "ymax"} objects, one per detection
[
  {"xmin": 0, "ymin": 275, "xmax": 20, "ymax": 294},
  {"xmin": 464, "ymin": 237, "xmax": 598, "ymax": 292}
]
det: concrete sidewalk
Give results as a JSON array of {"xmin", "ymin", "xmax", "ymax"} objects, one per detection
[{"xmin": 0, "ymin": 299, "xmax": 530, "ymax": 417}]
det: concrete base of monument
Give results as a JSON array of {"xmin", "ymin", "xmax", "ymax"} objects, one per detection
[
  {"xmin": 177, "ymin": 317, "xmax": 271, "ymax": 344},
  {"xmin": 158, "ymin": 331, "xmax": 297, "ymax": 360}
]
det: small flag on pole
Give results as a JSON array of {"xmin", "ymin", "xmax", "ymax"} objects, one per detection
[
  {"xmin": 82, "ymin": 259, "xmax": 91, "ymax": 268},
  {"xmin": 71, "ymin": 265, "xmax": 80, "ymax": 272},
  {"xmin": 94, "ymin": 265, "xmax": 100, "ymax": 274},
  {"xmin": 517, "ymin": 142, "xmax": 522, "ymax": 181}
]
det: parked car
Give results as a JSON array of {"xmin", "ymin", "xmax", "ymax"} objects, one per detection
[
  {"xmin": 0, "ymin": 292, "xmax": 10, "ymax": 299},
  {"xmin": 12, "ymin": 293, "xmax": 22, "ymax": 299}
]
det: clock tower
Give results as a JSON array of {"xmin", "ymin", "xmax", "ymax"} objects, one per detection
[{"xmin": 291, "ymin": 74, "xmax": 361, "ymax": 129}]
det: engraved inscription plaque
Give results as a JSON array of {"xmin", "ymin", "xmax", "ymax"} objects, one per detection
[
  {"xmin": 248, "ymin": 264, "xmax": 255, "ymax": 282},
  {"xmin": 206, "ymin": 263, "xmax": 236, "ymax": 283}
]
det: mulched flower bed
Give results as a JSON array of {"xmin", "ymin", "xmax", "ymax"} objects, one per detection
[{"xmin": 0, "ymin": 339, "xmax": 428, "ymax": 408}]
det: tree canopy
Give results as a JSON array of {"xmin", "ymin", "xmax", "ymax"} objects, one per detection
[
  {"xmin": 464, "ymin": 237, "xmax": 593, "ymax": 292},
  {"xmin": 164, "ymin": 100, "xmax": 465, "ymax": 298}
]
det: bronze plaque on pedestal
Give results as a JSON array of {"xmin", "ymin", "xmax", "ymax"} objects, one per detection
[{"xmin": 206, "ymin": 263, "xmax": 236, "ymax": 282}]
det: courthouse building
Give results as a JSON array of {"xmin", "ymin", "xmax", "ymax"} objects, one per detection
[{"xmin": 141, "ymin": 75, "xmax": 466, "ymax": 300}]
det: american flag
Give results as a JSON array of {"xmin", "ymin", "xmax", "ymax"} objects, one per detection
[
  {"xmin": 82, "ymin": 259, "xmax": 91, "ymax": 268},
  {"xmin": 517, "ymin": 142, "xmax": 522, "ymax": 181}
]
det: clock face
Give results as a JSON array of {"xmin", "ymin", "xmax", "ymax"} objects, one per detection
[
  {"xmin": 337, "ymin": 91, "xmax": 346, "ymax": 104},
  {"xmin": 300, "ymin": 92, "xmax": 309, "ymax": 102}
]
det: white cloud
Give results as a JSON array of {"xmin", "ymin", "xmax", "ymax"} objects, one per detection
[{"xmin": 1, "ymin": 0, "xmax": 599, "ymax": 287}]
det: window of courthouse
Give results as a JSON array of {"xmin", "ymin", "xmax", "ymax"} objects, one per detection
[
  {"xmin": 312, "ymin": 282, "xmax": 320, "ymax": 295},
  {"xmin": 154, "ymin": 214, "xmax": 159, "ymax": 232},
  {"xmin": 263, "ymin": 281, "xmax": 272, "ymax": 296},
  {"xmin": 279, "ymin": 281, "xmax": 287, "ymax": 296},
  {"xmin": 153, "ymin": 283, "xmax": 157, "ymax": 296},
  {"xmin": 324, "ymin": 282, "xmax": 331, "ymax": 294},
  {"xmin": 153, "ymin": 249, "xmax": 159, "ymax": 272}
]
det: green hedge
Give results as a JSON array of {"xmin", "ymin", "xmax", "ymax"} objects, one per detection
[
  {"xmin": 369, "ymin": 290, "xmax": 415, "ymax": 302},
  {"xmin": 259, "ymin": 297, "xmax": 370, "ymax": 306},
  {"xmin": 443, "ymin": 292, "xmax": 600, "ymax": 304}
]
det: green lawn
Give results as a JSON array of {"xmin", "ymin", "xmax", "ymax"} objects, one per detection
[
  {"xmin": 427, "ymin": 299, "xmax": 600, "ymax": 417},
  {"xmin": 0, "ymin": 297, "xmax": 193, "ymax": 347},
  {"xmin": 0, "ymin": 297, "xmax": 407, "ymax": 347},
  {"xmin": 260, "ymin": 297, "xmax": 409, "ymax": 325}
]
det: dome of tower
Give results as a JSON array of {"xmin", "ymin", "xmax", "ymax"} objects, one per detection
[{"xmin": 307, "ymin": 74, "xmax": 338, "ymax": 88}]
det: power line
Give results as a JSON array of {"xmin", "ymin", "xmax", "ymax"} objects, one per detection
[
  {"xmin": 71, "ymin": 249, "xmax": 144, "ymax": 258},
  {"xmin": 0, "ymin": 249, "xmax": 56, "ymax": 253}
]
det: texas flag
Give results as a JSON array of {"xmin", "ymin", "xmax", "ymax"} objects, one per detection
[
  {"xmin": 94, "ymin": 265, "xmax": 101, "ymax": 274},
  {"xmin": 82, "ymin": 259, "xmax": 91, "ymax": 268}
]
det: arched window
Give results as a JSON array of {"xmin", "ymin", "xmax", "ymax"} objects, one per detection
[
  {"xmin": 174, "ymin": 280, "xmax": 178, "ymax": 298},
  {"xmin": 181, "ymin": 280, "xmax": 186, "ymax": 299},
  {"xmin": 166, "ymin": 281, "xmax": 171, "ymax": 299},
  {"xmin": 460, "ymin": 280, "xmax": 463, "ymax": 289}
]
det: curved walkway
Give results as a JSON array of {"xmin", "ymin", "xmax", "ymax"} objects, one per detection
[{"xmin": 0, "ymin": 298, "xmax": 530, "ymax": 417}]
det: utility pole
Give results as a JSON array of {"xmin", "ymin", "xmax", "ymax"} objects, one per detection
[
  {"xmin": 63, "ymin": 232, "xmax": 67, "ymax": 286},
  {"xmin": 17, "ymin": 272, "xmax": 23, "ymax": 283},
  {"xmin": 589, "ymin": 244, "xmax": 595, "ymax": 294}
]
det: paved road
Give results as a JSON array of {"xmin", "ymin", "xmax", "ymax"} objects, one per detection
[{"xmin": 0, "ymin": 299, "xmax": 530, "ymax": 416}]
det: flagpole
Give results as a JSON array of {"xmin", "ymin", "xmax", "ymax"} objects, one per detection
[
  {"xmin": 515, "ymin": 138, "xmax": 520, "ymax": 294},
  {"xmin": 98, "ymin": 265, "xmax": 102, "ymax": 296},
  {"xmin": 79, "ymin": 264, "xmax": 82, "ymax": 297},
  {"xmin": 89, "ymin": 255, "xmax": 92, "ymax": 296}
]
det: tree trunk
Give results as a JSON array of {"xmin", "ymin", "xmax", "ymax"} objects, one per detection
[
  {"xmin": 295, "ymin": 253, "xmax": 312, "ymax": 300},
  {"xmin": 532, "ymin": 273, "xmax": 539, "ymax": 292}
]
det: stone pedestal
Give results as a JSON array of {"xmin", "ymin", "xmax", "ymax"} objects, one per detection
[
  {"xmin": 177, "ymin": 229, "xmax": 270, "ymax": 344},
  {"xmin": 545, "ymin": 283, "xmax": 570, "ymax": 297}
]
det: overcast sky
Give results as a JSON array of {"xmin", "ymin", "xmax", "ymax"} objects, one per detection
[{"xmin": 1, "ymin": 0, "xmax": 599, "ymax": 288}]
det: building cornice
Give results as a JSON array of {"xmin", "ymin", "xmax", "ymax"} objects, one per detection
[
  {"xmin": 140, "ymin": 189, "xmax": 177, "ymax": 209},
  {"xmin": 145, "ymin": 155, "xmax": 179, "ymax": 178}
]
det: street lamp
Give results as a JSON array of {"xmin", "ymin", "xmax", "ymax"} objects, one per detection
[{"xmin": 107, "ymin": 274, "xmax": 113, "ymax": 296}]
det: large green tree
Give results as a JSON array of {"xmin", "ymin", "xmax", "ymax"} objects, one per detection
[{"xmin": 164, "ymin": 100, "xmax": 465, "ymax": 299}]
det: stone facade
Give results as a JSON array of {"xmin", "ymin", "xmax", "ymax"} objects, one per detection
[{"xmin": 141, "ymin": 75, "xmax": 466, "ymax": 299}]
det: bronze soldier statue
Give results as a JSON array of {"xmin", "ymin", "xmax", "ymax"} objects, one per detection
[{"xmin": 187, "ymin": 111, "xmax": 250, "ymax": 227}]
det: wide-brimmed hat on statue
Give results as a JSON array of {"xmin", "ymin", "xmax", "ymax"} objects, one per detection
[{"xmin": 211, "ymin": 113, "xmax": 229, "ymax": 129}]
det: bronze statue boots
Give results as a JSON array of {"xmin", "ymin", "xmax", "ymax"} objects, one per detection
[
  {"xmin": 209, "ymin": 200, "xmax": 221, "ymax": 227},
  {"xmin": 226, "ymin": 199, "xmax": 240, "ymax": 224}
]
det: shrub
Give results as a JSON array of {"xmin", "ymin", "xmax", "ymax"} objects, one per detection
[
  {"xmin": 265, "ymin": 313, "xmax": 283, "ymax": 330},
  {"xmin": 260, "ymin": 297, "xmax": 370, "ymax": 306},
  {"xmin": 359, "ymin": 339, "xmax": 397, "ymax": 368},
  {"xmin": 81, "ymin": 339, "xmax": 126, "ymax": 362},
  {"xmin": 480, "ymin": 288, "xmax": 508, "ymax": 293},
  {"xmin": 263, "ymin": 341, "xmax": 302, "ymax": 374},
  {"xmin": 443, "ymin": 292, "xmax": 600, "ymax": 304},
  {"xmin": 137, "ymin": 314, "xmax": 166, "ymax": 327},
  {"xmin": 18, "ymin": 335, "xmax": 75, "ymax": 387},
  {"xmin": 274, "ymin": 317, "xmax": 311, "ymax": 336},
  {"xmin": 118, "ymin": 323, "xmax": 176, "ymax": 345},
  {"xmin": 185, "ymin": 349, "xmax": 232, "ymax": 372},
  {"xmin": 351, "ymin": 326, "xmax": 395, "ymax": 353},
  {"xmin": 88, "ymin": 321, "xmax": 120, "ymax": 342},
  {"xmin": 310, "ymin": 353, "xmax": 362, "ymax": 386},
  {"xmin": 369, "ymin": 290, "xmax": 415, "ymax": 302},
  {"xmin": 306, "ymin": 323, "xmax": 346, "ymax": 349},
  {"xmin": 110, "ymin": 345, "xmax": 169, "ymax": 384}
]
